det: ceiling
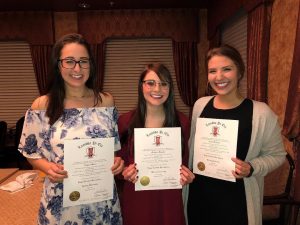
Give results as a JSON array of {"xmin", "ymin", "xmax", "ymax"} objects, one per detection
[{"xmin": 1, "ymin": 0, "xmax": 208, "ymax": 12}]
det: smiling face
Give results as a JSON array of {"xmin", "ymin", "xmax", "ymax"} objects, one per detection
[
  {"xmin": 59, "ymin": 42, "xmax": 90, "ymax": 90},
  {"xmin": 142, "ymin": 70, "xmax": 170, "ymax": 108},
  {"xmin": 208, "ymin": 55, "xmax": 240, "ymax": 98}
]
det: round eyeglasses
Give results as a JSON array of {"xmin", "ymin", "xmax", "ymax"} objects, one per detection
[
  {"xmin": 59, "ymin": 58, "xmax": 90, "ymax": 69},
  {"xmin": 142, "ymin": 80, "xmax": 170, "ymax": 90}
]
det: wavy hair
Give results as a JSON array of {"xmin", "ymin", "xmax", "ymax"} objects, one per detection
[{"xmin": 45, "ymin": 33, "xmax": 101, "ymax": 125}]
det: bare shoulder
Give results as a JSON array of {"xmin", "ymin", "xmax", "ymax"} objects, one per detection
[
  {"xmin": 98, "ymin": 92, "xmax": 115, "ymax": 107},
  {"xmin": 31, "ymin": 95, "xmax": 48, "ymax": 110}
]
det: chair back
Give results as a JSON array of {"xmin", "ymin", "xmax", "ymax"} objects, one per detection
[
  {"xmin": 263, "ymin": 152, "xmax": 295, "ymax": 224},
  {"xmin": 15, "ymin": 116, "xmax": 25, "ymax": 148},
  {"xmin": 0, "ymin": 121, "xmax": 7, "ymax": 149},
  {"xmin": 285, "ymin": 153, "xmax": 295, "ymax": 196}
]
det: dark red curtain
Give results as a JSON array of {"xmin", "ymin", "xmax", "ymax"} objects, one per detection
[
  {"xmin": 246, "ymin": 2, "xmax": 273, "ymax": 102},
  {"xmin": 0, "ymin": 12, "xmax": 54, "ymax": 96},
  {"xmin": 206, "ymin": 0, "xmax": 274, "ymax": 101},
  {"xmin": 91, "ymin": 43, "xmax": 106, "ymax": 90},
  {"xmin": 172, "ymin": 41, "xmax": 199, "ymax": 107},
  {"xmin": 206, "ymin": 28, "xmax": 221, "ymax": 96},
  {"xmin": 0, "ymin": 12, "xmax": 54, "ymax": 45},
  {"xmin": 207, "ymin": 0, "xmax": 271, "ymax": 41},
  {"xmin": 78, "ymin": 9, "xmax": 200, "ymax": 105},
  {"xmin": 282, "ymin": 0, "xmax": 300, "ymax": 203},
  {"xmin": 30, "ymin": 45, "xmax": 53, "ymax": 95},
  {"xmin": 209, "ymin": 28, "xmax": 221, "ymax": 49},
  {"xmin": 78, "ymin": 9, "xmax": 198, "ymax": 43}
]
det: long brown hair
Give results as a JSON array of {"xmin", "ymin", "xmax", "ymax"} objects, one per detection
[
  {"xmin": 46, "ymin": 33, "xmax": 101, "ymax": 125},
  {"xmin": 128, "ymin": 63, "xmax": 181, "ymax": 134},
  {"xmin": 120, "ymin": 63, "xmax": 186, "ymax": 156}
]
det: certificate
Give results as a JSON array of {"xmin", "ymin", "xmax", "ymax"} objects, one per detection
[
  {"xmin": 63, "ymin": 138, "xmax": 114, "ymax": 207},
  {"xmin": 193, "ymin": 118, "xmax": 238, "ymax": 182},
  {"xmin": 134, "ymin": 127, "xmax": 182, "ymax": 191}
]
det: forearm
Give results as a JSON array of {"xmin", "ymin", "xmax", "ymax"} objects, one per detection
[
  {"xmin": 27, "ymin": 158, "xmax": 67, "ymax": 183},
  {"xmin": 27, "ymin": 158, "xmax": 54, "ymax": 174}
]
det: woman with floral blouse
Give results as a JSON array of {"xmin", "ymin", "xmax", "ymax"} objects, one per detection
[{"xmin": 18, "ymin": 33, "xmax": 124, "ymax": 225}]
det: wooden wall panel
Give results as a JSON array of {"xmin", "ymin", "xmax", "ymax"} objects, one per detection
[
  {"xmin": 268, "ymin": 0, "xmax": 300, "ymax": 155},
  {"xmin": 54, "ymin": 12, "xmax": 78, "ymax": 41}
]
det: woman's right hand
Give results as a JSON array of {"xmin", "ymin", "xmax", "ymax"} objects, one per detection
[
  {"xmin": 47, "ymin": 162, "xmax": 68, "ymax": 183},
  {"xmin": 122, "ymin": 163, "xmax": 138, "ymax": 183},
  {"xmin": 27, "ymin": 158, "xmax": 68, "ymax": 183}
]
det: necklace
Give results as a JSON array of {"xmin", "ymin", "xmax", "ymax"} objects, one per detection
[{"xmin": 66, "ymin": 89, "xmax": 90, "ymax": 99}]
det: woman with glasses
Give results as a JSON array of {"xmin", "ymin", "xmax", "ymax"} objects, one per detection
[
  {"xmin": 18, "ymin": 33, "xmax": 124, "ymax": 225},
  {"xmin": 117, "ymin": 63, "xmax": 195, "ymax": 225}
]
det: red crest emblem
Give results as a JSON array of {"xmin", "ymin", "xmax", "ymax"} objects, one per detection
[
  {"xmin": 154, "ymin": 135, "xmax": 162, "ymax": 146},
  {"xmin": 212, "ymin": 126, "xmax": 219, "ymax": 137},
  {"xmin": 86, "ymin": 147, "xmax": 95, "ymax": 158}
]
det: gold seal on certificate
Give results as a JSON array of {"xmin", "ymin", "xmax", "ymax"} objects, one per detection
[
  {"xmin": 197, "ymin": 162, "xmax": 205, "ymax": 171},
  {"xmin": 69, "ymin": 191, "xmax": 80, "ymax": 201},
  {"xmin": 140, "ymin": 176, "xmax": 150, "ymax": 186}
]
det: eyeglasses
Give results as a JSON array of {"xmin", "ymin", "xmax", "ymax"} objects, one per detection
[
  {"xmin": 59, "ymin": 58, "xmax": 90, "ymax": 69},
  {"xmin": 142, "ymin": 80, "xmax": 170, "ymax": 90}
]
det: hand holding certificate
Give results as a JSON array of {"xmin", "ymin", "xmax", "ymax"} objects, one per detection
[
  {"xmin": 63, "ymin": 138, "xmax": 114, "ymax": 207},
  {"xmin": 134, "ymin": 127, "xmax": 182, "ymax": 191},
  {"xmin": 193, "ymin": 118, "xmax": 238, "ymax": 182}
]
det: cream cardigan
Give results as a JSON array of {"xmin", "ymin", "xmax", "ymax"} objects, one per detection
[{"xmin": 183, "ymin": 96, "xmax": 286, "ymax": 225}]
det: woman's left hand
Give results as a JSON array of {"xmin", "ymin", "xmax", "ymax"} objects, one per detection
[
  {"xmin": 111, "ymin": 157, "xmax": 125, "ymax": 175},
  {"xmin": 180, "ymin": 165, "xmax": 195, "ymax": 185},
  {"xmin": 231, "ymin": 157, "xmax": 251, "ymax": 179}
]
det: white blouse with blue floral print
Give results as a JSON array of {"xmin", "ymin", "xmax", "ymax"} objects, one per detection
[{"xmin": 18, "ymin": 107, "xmax": 122, "ymax": 225}]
